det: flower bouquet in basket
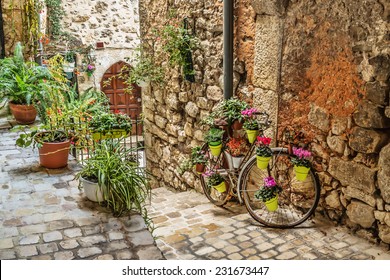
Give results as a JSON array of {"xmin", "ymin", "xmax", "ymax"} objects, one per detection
[
  {"xmin": 254, "ymin": 176, "xmax": 282, "ymax": 212},
  {"xmin": 242, "ymin": 108, "xmax": 259, "ymax": 143},
  {"xmin": 202, "ymin": 170, "xmax": 226, "ymax": 193},
  {"xmin": 291, "ymin": 147, "xmax": 312, "ymax": 181},
  {"xmin": 255, "ymin": 136, "xmax": 272, "ymax": 170}
]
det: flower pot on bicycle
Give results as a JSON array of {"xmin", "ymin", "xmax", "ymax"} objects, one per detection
[
  {"xmin": 294, "ymin": 165, "xmax": 310, "ymax": 181},
  {"xmin": 256, "ymin": 155, "xmax": 271, "ymax": 169},
  {"xmin": 213, "ymin": 181, "xmax": 227, "ymax": 193},
  {"xmin": 264, "ymin": 195, "xmax": 278, "ymax": 212},
  {"xmin": 209, "ymin": 142, "xmax": 222, "ymax": 157},
  {"xmin": 245, "ymin": 129, "xmax": 259, "ymax": 144}
]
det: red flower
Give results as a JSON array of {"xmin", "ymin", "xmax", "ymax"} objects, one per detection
[{"xmin": 256, "ymin": 136, "xmax": 271, "ymax": 146}]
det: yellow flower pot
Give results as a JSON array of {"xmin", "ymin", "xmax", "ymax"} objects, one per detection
[
  {"xmin": 209, "ymin": 143, "xmax": 222, "ymax": 157},
  {"xmin": 92, "ymin": 129, "xmax": 129, "ymax": 140},
  {"xmin": 246, "ymin": 129, "xmax": 259, "ymax": 144},
  {"xmin": 256, "ymin": 155, "xmax": 271, "ymax": 170},
  {"xmin": 265, "ymin": 195, "xmax": 278, "ymax": 212},
  {"xmin": 294, "ymin": 165, "xmax": 310, "ymax": 181},
  {"xmin": 213, "ymin": 181, "xmax": 226, "ymax": 193}
]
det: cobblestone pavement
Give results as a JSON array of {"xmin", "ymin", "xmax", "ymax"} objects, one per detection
[
  {"xmin": 1, "ymin": 118, "xmax": 390, "ymax": 261},
  {"xmin": 147, "ymin": 187, "xmax": 390, "ymax": 260},
  {"xmin": 0, "ymin": 123, "xmax": 163, "ymax": 260}
]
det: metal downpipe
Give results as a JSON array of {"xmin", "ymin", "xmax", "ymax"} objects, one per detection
[{"xmin": 223, "ymin": 0, "xmax": 234, "ymax": 100}]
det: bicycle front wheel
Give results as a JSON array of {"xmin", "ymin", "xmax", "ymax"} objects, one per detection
[
  {"xmin": 199, "ymin": 143, "xmax": 232, "ymax": 207},
  {"xmin": 240, "ymin": 148, "xmax": 320, "ymax": 228}
]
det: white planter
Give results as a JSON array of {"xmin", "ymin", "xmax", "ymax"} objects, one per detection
[
  {"xmin": 80, "ymin": 177, "xmax": 104, "ymax": 202},
  {"xmin": 63, "ymin": 62, "xmax": 75, "ymax": 73},
  {"xmin": 232, "ymin": 156, "xmax": 244, "ymax": 169}
]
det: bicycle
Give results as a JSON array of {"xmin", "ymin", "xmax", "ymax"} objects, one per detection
[{"xmin": 198, "ymin": 112, "xmax": 320, "ymax": 228}]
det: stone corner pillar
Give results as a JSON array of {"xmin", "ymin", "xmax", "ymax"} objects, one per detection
[{"xmin": 251, "ymin": 0, "xmax": 288, "ymax": 140}]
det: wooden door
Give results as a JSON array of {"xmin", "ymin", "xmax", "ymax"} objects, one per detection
[{"xmin": 101, "ymin": 61, "xmax": 142, "ymax": 135}]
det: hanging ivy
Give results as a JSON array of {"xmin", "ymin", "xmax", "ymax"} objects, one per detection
[
  {"xmin": 44, "ymin": 0, "xmax": 65, "ymax": 38},
  {"xmin": 22, "ymin": 0, "xmax": 40, "ymax": 54}
]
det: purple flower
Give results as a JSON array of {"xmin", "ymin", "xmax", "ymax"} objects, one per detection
[
  {"xmin": 87, "ymin": 64, "xmax": 95, "ymax": 70},
  {"xmin": 293, "ymin": 147, "xmax": 311, "ymax": 159},
  {"xmin": 241, "ymin": 108, "xmax": 258, "ymax": 118},
  {"xmin": 264, "ymin": 176, "xmax": 277, "ymax": 187}
]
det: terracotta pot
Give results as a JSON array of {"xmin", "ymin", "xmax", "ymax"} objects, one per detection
[
  {"xmin": 38, "ymin": 140, "xmax": 71, "ymax": 169},
  {"xmin": 231, "ymin": 120, "xmax": 243, "ymax": 130},
  {"xmin": 195, "ymin": 163, "xmax": 206, "ymax": 174},
  {"xmin": 9, "ymin": 102, "xmax": 37, "ymax": 124}
]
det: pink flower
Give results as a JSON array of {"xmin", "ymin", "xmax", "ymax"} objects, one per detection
[
  {"xmin": 293, "ymin": 147, "xmax": 311, "ymax": 159},
  {"xmin": 264, "ymin": 176, "xmax": 277, "ymax": 187},
  {"xmin": 241, "ymin": 108, "xmax": 258, "ymax": 118}
]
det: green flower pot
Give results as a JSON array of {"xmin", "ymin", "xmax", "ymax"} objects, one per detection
[
  {"xmin": 294, "ymin": 165, "xmax": 310, "ymax": 181},
  {"xmin": 213, "ymin": 181, "xmax": 226, "ymax": 193},
  {"xmin": 209, "ymin": 143, "xmax": 222, "ymax": 157},
  {"xmin": 265, "ymin": 195, "xmax": 278, "ymax": 212},
  {"xmin": 256, "ymin": 155, "xmax": 271, "ymax": 170},
  {"xmin": 246, "ymin": 130, "xmax": 259, "ymax": 144}
]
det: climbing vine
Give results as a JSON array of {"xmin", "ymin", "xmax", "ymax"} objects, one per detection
[{"xmin": 44, "ymin": 0, "xmax": 65, "ymax": 38}]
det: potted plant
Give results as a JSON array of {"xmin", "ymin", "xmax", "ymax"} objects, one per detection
[
  {"xmin": 255, "ymin": 136, "xmax": 272, "ymax": 169},
  {"xmin": 254, "ymin": 176, "xmax": 282, "ymax": 212},
  {"xmin": 15, "ymin": 126, "xmax": 72, "ymax": 169},
  {"xmin": 221, "ymin": 97, "xmax": 249, "ymax": 130},
  {"xmin": 225, "ymin": 137, "xmax": 249, "ymax": 169},
  {"xmin": 74, "ymin": 140, "xmax": 151, "ymax": 217},
  {"xmin": 204, "ymin": 127, "xmax": 224, "ymax": 156},
  {"xmin": 202, "ymin": 170, "xmax": 226, "ymax": 193},
  {"xmin": 242, "ymin": 107, "xmax": 260, "ymax": 143},
  {"xmin": 291, "ymin": 147, "xmax": 312, "ymax": 181},
  {"xmin": 0, "ymin": 42, "xmax": 53, "ymax": 124},
  {"xmin": 89, "ymin": 111, "xmax": 133, "ymax": 140},
  {"xmin": 191, "ymin": 146, "xmax": 208, "ymax": 174}
]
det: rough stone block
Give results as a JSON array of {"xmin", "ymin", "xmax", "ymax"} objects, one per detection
[
  {"xmin": 346, "ymin": 200, "xmax": 375, "ymax": 228},
  {"xmin": 325, "ymin": 190, "xmax": 342, "ymax": 209},
  {"xmin": 369, "ymin": 54, "xmax": 390, "ymax": 82},
  {"xmin": 77, "ymin": 247, "xmax": 103, "ymax": 258},
  {"xmin": 366, "ymin": 82, "xmax": 389, "ymax": 106},
  {"xmin": 308, "ymin": 104, "xmax": 330, "ymax": 132},
  {"xmin": 328, "ymin": 158, "xmax": 376, "ymax": 193},
  {"xmin": 378, "ymin": 224, "xmax": 390, "ymax": 244},
  {"xmin": 343, "ymin": 186, "xmax": 376, "ymax": 207},
  {"xmin": 331, "ymin": 117, "xmax": 348, "ymax": 135},
  {"xmin": 251, "ymin": 0, "xmax": 288, "ymax": 16},
  {"xmin": 155, "ymin": 115, "xmax": 168, "ymax": 129},
  {"xmin": 349, "ymin": 127, "xmax": 388, "ymax": 154},
  {"xmin": 378, "ymin": 143, "xmax": 390, "ymax": 203},
  {"xmin": 253, "ymin": 15, "xmax": 282, "ymax": 91},
  {"xmin": 206, "ymin": 86, "xmax": 223, "ymax": 101},
  {"xmin": 353, "ymin": 101, "xmax": 390, "ymax": 129},
  {"xmin": 185, "ymin": 102, "xmax": 199, "ymax": 118},
  {"xmin": 326, "ymin": 135, "xmax": 346, "ymax": 154}
]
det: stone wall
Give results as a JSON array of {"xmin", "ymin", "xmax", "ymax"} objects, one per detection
[
  {"xmin": 60, "ymin": 0, "xmax": 140, "ymax": 91},
  {"xmin": 1, "ymin": 0, "xmax": 26, "ymax": 56},
  {"xmin": 276, "ymin": 0, "xmax": 390, "ymax": 244}
]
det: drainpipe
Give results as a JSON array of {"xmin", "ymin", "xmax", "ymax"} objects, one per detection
[
  {"xmin": 0, "ymin": 0, "xmax": 5, "ymax": 58},
  {"xmin": 223, "ymin": 0, "xmax": 233, "ymax": 100}
]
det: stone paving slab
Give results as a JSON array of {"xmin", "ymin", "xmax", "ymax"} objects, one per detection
[
  {"xmin": 147, "ymin": 187, "xmax": 390, "ymax": 260},
  {"xmin": 0, "ymin": 129, "xmax": 164, "ymax": 260}
]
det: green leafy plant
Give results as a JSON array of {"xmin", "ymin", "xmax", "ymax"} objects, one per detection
[
  {"xmin": 204, "ymin": 127, "xmax": 224, "ymax": 144},
  {"xmin": 202, "ymin": 170, "xmax": 224, "ymax": 187},
  {"xmin": 254, "ymin": 177, "xmax": 282, "ymax": 202},
  {"xmin": 242, "ymin": 108, "xmax": 259, "ymax": 130},
  {"xmin": 74, "ymin": 140, "xmax": 152, "ymax": 217},
  {"xmin": 45, "ymin": 0, "xmax": 66, "ymax": 38},
  {"xmin": 64, "ymin": 51, "xmax": 76, "ymax": 63},
  {"xmin": 221, "ymin": 97, "xmax": 249, "ymax": 124},
  {"xmin": 178, "ymin": 146, "xmax": 208, "ymax": 175},
  {"xmin": 89, "ymin": 111, "xmax": 133, "ymax": 134},
  {"xmin": 0, "ymin": 42, "xmax": 53, "ymax": 106},
  {"xmin": 158, "ymin": 14, "xmax": 198, "ymax": 78}
]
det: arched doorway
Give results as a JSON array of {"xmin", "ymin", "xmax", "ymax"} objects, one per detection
[{"xmin": 100, "ymin": 61, "xmax": 142, "ymax": 135}]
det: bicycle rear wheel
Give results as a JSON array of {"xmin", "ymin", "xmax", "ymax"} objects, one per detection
[
  {"xmin": 240, "ymin": 148, "xmax": 320, "ymax": 228},
  {"xmin": 199, "ymin": 143, "xmax": 232, "ymax": 206}
]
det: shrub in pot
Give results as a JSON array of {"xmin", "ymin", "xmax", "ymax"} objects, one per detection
[
  {"xmin": 0, "ymin": 42, "xmax": 53, "ymax": 124},
  {"xmin": 74, "ymin": 139, "xmax": 152, "ymax": 217}
]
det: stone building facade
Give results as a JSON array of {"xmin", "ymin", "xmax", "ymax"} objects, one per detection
[{"xmin": 140, "ymin": 0, "xmax": 390, "ymax": 245}]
